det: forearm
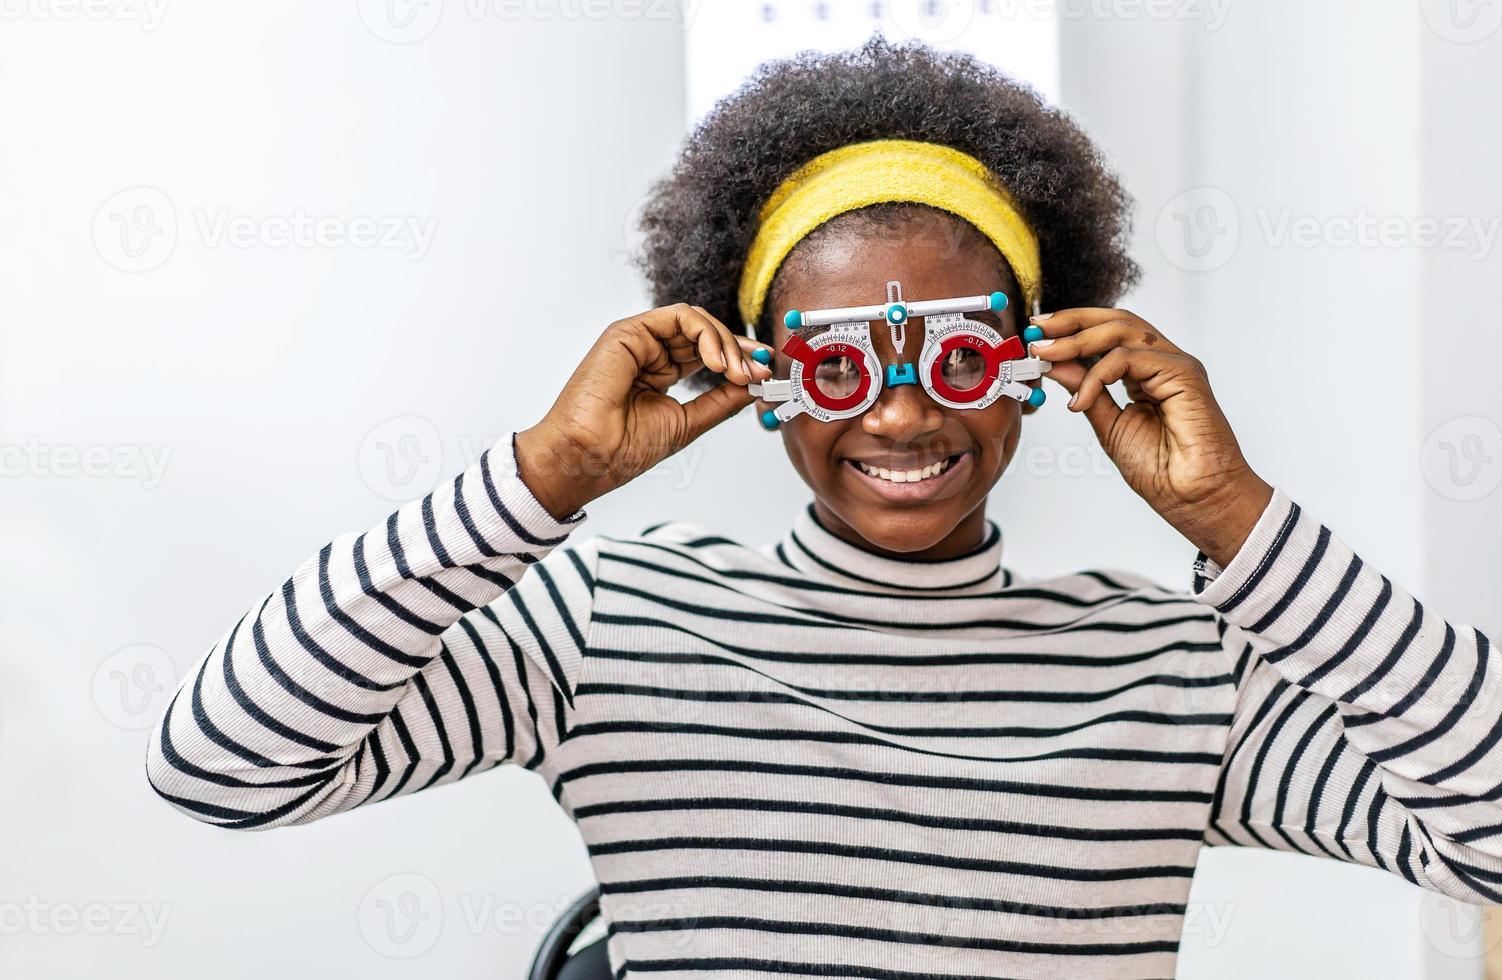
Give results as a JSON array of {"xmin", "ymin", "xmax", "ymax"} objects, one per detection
[
  {"xmin": 1199, "ymin": 491, "xmax": 1502, "ymax": 896},
  {"xmin": 146, "ymin": 435, "xmax": 587, "ymax": 827}
]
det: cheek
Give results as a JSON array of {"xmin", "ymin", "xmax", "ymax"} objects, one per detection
[
  {"xmin": 968, "ymin": 405, "xmax": 1023, "ymax": 464},
  {"xmin": 779, "ymin": 419, "xmax": 843, "ymax": 474}
]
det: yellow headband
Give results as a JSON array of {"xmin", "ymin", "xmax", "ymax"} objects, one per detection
[{"xmin": 736, "ymin": 139, "xmax": 1043, "ymax": 335}]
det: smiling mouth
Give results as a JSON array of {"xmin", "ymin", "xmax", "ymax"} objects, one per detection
[{"xmin": 844, "ymin": 451, "xmax": 969, "ymax": 485}]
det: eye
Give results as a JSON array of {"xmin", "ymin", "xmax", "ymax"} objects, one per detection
[
  {"xmin": 939, "ymin": 347, "xmax": 987, "ymax": 392},
  {"xmin": 813, "ymin": 354, "xmax": 862, "ymax": 399}
]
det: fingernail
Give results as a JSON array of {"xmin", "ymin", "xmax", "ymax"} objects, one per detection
[
  {"xmin": 1031, "ymin": 312, "xmax": 1054, "ymax": 322},
  {"xmin": 1067, "ymin": 393, "xmax": 1079, "ymax": 410},
  {"xmin": 1030, "ymin": 338, "xmax": 1055, "ymax": 348}
]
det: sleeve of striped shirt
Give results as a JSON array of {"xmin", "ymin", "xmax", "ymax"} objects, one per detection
[
  {"xmin": 145, "ymin": 434, "xmax": 599, "ymax": 830},
  {"xmin": 1194, "ymin": 488, "xmax": 1502, "ymax": 902}
]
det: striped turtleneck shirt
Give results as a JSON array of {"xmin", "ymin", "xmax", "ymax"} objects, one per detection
[{"xmin": 147, "ymin": 434, "xmax": 1502, "ymax": 979}]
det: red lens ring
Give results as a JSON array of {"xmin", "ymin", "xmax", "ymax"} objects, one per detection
[
  {"xmin": 781, "ymin": 334, "xmax": 875, "ymax": 412},
  {"xmin": 928, "ymin": 334, "xmax": 1024, "ymax": 403},
  {"xmin": 927, "ymin": 334, "xmax": 1025, "ymax": 403},
  {"xmin": 801, "ymin": 343, "xmax": 873, "ymax": 412}
]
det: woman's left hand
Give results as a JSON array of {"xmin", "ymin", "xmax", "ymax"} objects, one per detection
[{"xmin": 1027, "ymin": 308, "xmax": 1274, "ymax": 568}]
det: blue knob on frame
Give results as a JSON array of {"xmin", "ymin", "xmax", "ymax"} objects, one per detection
[
  {"xmin": 784, "ymin": 310, "xmax": 803, "ymax": 329},
  {"xmin": 886, "ymin": 362, "xmax": 917, "ymax": 387},
  {"xmin": 1027, "ymin": 388, "xmax": 1047, "ymax": 408},
  {"xmin": 759, "ymin": 409, "xmax": 781, "ymax": 430},
  {"xmin": 1022, "ymin": 325, "xmax": 1045, "ymax": 344},
  {"xmin": 989, "ymin": 291, "xmax": 1008, "ymax": 311},
  {"xmin": 751, "ymin": 347, "xmax": 772, "ymax": 365}
]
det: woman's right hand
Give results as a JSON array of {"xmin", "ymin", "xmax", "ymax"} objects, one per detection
[{"xmin": 514, "ymin": 304, "xmax": 774, "ymax": 519}]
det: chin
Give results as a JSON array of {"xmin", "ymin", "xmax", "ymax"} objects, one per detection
[{"xmin": 843, "ymin": 504, "xmax": 966, "ymax": 556}]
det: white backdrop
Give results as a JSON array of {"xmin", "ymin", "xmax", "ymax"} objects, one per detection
[{"xmin": 3, "ymin": 2, "xmax": 1500, "ymax": 978}]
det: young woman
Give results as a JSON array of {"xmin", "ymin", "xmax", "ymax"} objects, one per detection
[{"xmin": 148, "ymin": 41, "xmax": 1501, "ymax": 979}]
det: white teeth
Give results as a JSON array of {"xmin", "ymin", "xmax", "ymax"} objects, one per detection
[{"xmin": 856, "ymin": 456, "xmax": 955, "ymax": 483}]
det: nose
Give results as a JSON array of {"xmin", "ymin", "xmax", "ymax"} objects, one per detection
[{"xmin": 862, "ymin": 372, "xmax": 945, "ymax": 442}]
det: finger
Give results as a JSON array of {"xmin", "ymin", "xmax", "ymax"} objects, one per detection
[
  {"xmin": 1043, "ymin": 358, "xmax": 1088, "ymax": 394},
  {"xmin": 1071, "ymin": 346, "xmax": 1193, "ymax": 407},
  {"xmin": 1067, "ymin": 350, "xmax": 1127, "ymax": 443},
  {"xmin": 1071, "ymin": 347, "xmax": 1136, "ymax": 413},
  {"xmin": 1038, "ymin": 358, "xmax": 1120, "ymax": 444},
  {"xmin": 1080, "ymin": 346, "xmax": 1207, "ymax": 409},
  {"xmin": 640, "ymin": 304, "xmax": 731, "ymax": 376},
  {"xmin": 1030, "ymin": 318, "xmax": 1183, "ymax": 363},
  {"xmin": 1028, "ymin": 308, "xmax": 1135, "ymax": 338},
  {"xmin": 1030, "ymin": 309, "xmax": 1181, "ymax": 353},
  {"xmin": 733, "ymin": 333, "xmax": 775, "ymax": 381},
  {"xmin": 1078, "ymin": 379, "xmax": 1123, "ymax": 445},
  {"xmin": 596, "ymin": 319, "xmax": 699, "ymax": 396},
  {"xmin": 679, "ymin": 379, "xmax": 755, "ymax": 444},
  {"xmin": 684, "ymin": 306, "xmax": 738, "ymax": 380},
  {"xmin": 692, "ymin": 305, "xmax": 754, "ymax": 385}
]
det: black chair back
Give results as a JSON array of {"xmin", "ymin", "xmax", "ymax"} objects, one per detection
[{"xmin": 528, "ymin": 888, "xmax": 608, "ymax": 980}]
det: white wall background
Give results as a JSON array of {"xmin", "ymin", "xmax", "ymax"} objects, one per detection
[
  {"xmin": 2, "ymin": 2, "xmax": 1499, "ymax": 978},
  {"xmin": 1053, "ymin": 1, "xmax": 1502, "ymax": 977}
]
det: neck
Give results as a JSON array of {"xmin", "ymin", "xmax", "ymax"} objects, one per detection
[{"xmin": 810, "ymin": 498, "xmax": 991, "ymax": 562}]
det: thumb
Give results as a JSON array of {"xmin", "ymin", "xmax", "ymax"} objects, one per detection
[
  {"xmin": 679, "ymin": 380, "xmax": 756, "ymax": 445},
  {"xmin": 1046, "ymin": 359, "xmax": 1122, "ymax": 447}
]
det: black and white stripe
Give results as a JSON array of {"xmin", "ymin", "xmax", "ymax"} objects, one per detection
[{"xmin": 148, "ymin": 438, "xmax": 1502, "ymax": 978}]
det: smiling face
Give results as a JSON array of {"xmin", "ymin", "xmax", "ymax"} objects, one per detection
[{"xmin": 760, "ymin": 207, "xmax": 1033, "ymax": 560}]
